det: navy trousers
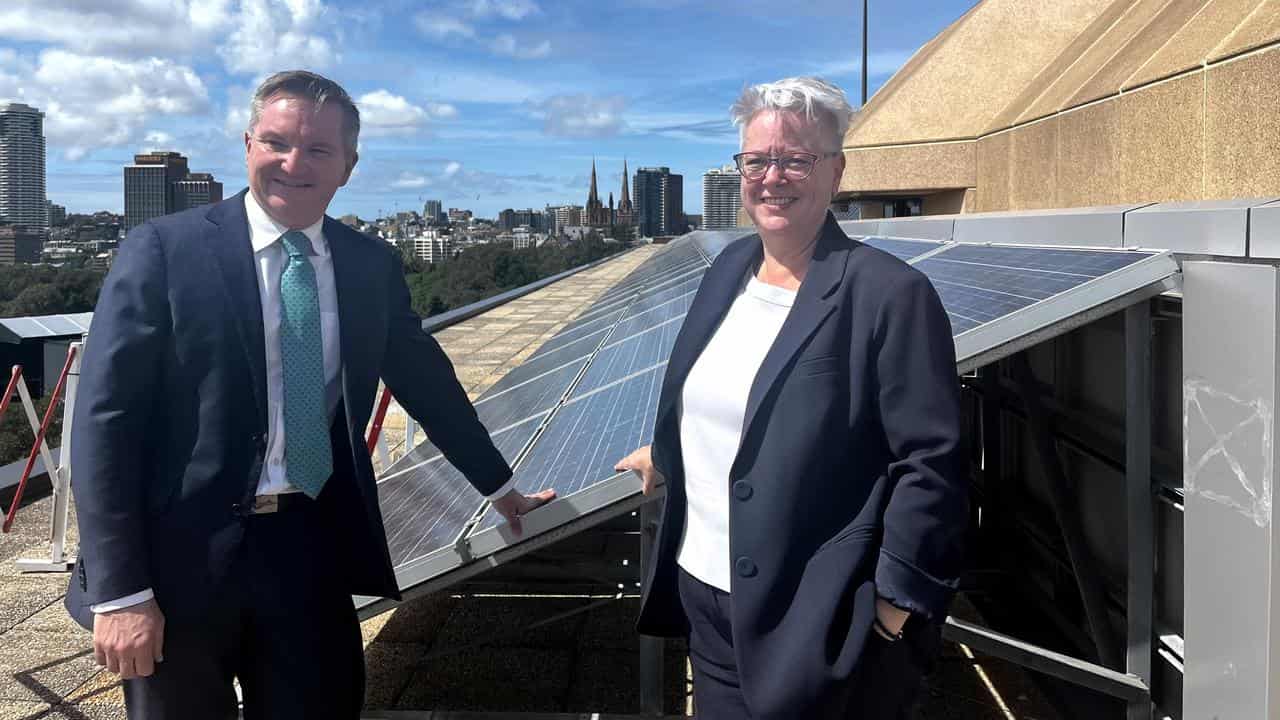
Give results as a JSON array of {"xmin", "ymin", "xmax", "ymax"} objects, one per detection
[
  {"xmin": 121, "ymin": 500, "xmax": 365, "ymax": 720},
  {"xmin": 677, "ymin": 567, "xmax": 935, "ymax": 719}
]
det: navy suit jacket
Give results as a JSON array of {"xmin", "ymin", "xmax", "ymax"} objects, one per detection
[
  {"xmin": 636, "ymin": 214, "xmax": 967, "ymax": 719},
  {"xmin": 65, "ymin": 191, "xmax": 511, "ymax": 629}
]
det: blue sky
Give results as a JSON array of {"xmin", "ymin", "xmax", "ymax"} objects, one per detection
[{"xmin": 0, "ymin": 0, "xmax": 977, "ymax": 219}]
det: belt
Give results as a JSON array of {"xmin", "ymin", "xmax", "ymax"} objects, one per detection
[{"xmin": 243, "ymin": 493, "xmax": 312, "ymax": 515}]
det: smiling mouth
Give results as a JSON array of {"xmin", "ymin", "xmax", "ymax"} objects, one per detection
[
  {"xmin": 762, "ymin": 197, "xmax": 795, "ymax": 207},
  {"xmin": 273, "ymin": 179, "xmax": 312, "ymax": 190}
]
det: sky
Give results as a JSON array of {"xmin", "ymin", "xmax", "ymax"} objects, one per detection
[{"xmin": 0, "ymin": 0, "xmax": 978, "ymax": 220}]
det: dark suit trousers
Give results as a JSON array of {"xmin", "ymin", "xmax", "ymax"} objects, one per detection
[
  {"xmin": 678, "ymin": 568, "xmax": 935, "ymax": 720},
  {"xmin": 123, "ymin": 499, "xmax": 364, "ymax": 720}
]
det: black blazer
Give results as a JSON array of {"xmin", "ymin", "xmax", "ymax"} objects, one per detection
[
  {"xmin": 65, "ymin": 191, "xmax": 511, "ymax": 629},
  {"xmin": 637, "ymin": 214, "xmax": 966, "ymax": 719}
]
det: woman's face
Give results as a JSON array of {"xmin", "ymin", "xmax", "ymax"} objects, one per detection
[{"xmin": 740, "ymin": 110, "xmax": 845, "ymax": 246}]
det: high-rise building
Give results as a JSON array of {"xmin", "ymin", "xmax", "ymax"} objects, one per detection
[
  {"xmin": 413, "ymin": 228, "xmax": 452, "ymax": 263},
  {"xmin": 0, "ymin": 224, "xmax": 44, "ymax": 265},
  {"xmin": 447, "ymin": 208, "xmax": 472, "ymax": 224},
  {"xmin": 423, "ymin": 199, "xmax": 444, "ymax": 225},
  {"xmin": 548, "ymin": 205, "xmax": 583, "ymax": 235},
  {"xmin": 634, "ymin": 166, "xmax": 685, "ymax": 237},
  {"xmin": 46, "ymin": 200, "xmax": 66, "ymax": 227},
  {"xmin": 0, "ymin": 103, "xmax": 48, "ymax": 231},
  {"xmin": 702, "ymin": 165, "xmax": 742, "ymax": 230},
  {"xmin": 173, "ymin": 172, "xmax": 223, "ymax": 211},
  {"xmin": 124, "ymin": 152, "xmax": 189, "ymax": 232}
]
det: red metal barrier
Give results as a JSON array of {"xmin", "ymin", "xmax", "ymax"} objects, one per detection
[
  {"xmin": 0, "ymin": 366, "xmax": 20, "ymax": 423},
  {"xmin": 367, "ymin": 386, "xmax": 394, "ymax": 454},
  {"xmin": 3, "ymin": 346, "xmax": 77, "ymax": 533}
]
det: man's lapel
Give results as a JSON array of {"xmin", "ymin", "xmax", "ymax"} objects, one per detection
[{"xmin": 206, "ymin": 191, "xmax": 268, "ymax": 430}]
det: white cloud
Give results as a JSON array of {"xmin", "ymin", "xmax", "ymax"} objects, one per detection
[
  {"xmin": 532, "ymin": 94, "xmax": 627, "ymax": 138},
  {"xmin": 0, "ymin": 1, "xmax": 232, "ymax": 57},
  {"xmin": 467, "ymin": 0, "xmax": 541, "ymax": 20},
  {"xmin": 359, "ymin": 90, "xmax": 429, "ymax": 135},
  {"xmin": 415, "ymin": 13, "xmax": 475, "ymax": 39},
  {"xmin": 814, "ymin": 50, "xmax": 916, "ymax": 79},
  {"xmin": 490, "ymin": 34, "xmax": 551, "ymax": 60},
  {"xmin": 392, "ymin": 172, "xmax": 431, "ymax": 189},
  {"xmin": 426, "ymin": 102, "xmax": 458, "ymax": 119},
  {"xmin": 0, "ymin": 1, "xmax": 341, "ymax": 78},
  {"xmin": 8, "ymin": 49, "xmax": 210, "ymax": 160},
  {"xmin": 143, "ymin": 131, "xmax": 176, "ymax": 150},
  {"xmin": 443, "ymin": 161, "xmax": 462, "ymax": 177},
  {"xmin": 218, "ymin": 0, "xmax": 337, "ymax": 75}
]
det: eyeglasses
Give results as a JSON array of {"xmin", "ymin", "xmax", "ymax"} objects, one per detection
[{"xmin": 733, "ymin": 151, "xmax": 841, "ymax": 181}]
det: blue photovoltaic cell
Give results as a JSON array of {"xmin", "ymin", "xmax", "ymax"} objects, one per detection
[
  {"xmin": 914, "ymin": 245, "xmax": 1154, "ymax": 334},
  {"xmin": 474, "ymin": 359, "xmax": 585, "ymax": 431},
  {"xmin": 473, "ymin": 365, "xmax": 664, "ymax": 532},
  {"xmin": 495, "ymin": 330, "xmax": 604, "ymax": 388},
  {"xmin": 572, "ymin": 318, "xmax": 682, "ymax": 397},
  {"xmin": 861, "ymin": 236, "xmax": 945, "ymax": 262},
  {"xmin": 380, "ymin": 413, "xmax": 545, "ymax": 566},
  {"xmin": 527, "ymin": 308, "xmax": 625, "ymax": 359},
  {"xmin": 608, "ymin": 287, "xmax": 695, "ymax": 344}
]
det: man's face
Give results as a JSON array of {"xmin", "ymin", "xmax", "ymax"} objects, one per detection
[{"xmin": 245, "ymin": 94, "xmax": 357, "ymax": 229}]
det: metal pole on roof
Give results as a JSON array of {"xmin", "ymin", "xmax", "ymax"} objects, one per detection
[{"xmin": 861, "ymin": 0, "xmax": 868, "ymax": 106}]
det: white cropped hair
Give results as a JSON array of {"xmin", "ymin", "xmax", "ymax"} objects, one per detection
[{"xmin": 730, "ymin": 76, "xmax": 854, "ymax": 151}]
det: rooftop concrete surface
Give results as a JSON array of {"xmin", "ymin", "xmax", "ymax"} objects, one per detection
[{"xmin": 0, "ymin": 245, "xmax": 1058, "ymax": 718}]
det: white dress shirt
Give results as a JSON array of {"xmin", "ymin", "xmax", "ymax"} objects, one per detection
[{"xmin": 676, "ymin": 275, "xmax": 795, "ymax": 592}]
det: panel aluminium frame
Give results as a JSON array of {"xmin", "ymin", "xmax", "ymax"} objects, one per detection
[{"xmin": 938, "ymin": 248, "xmax": 1181, "ymax": 374}]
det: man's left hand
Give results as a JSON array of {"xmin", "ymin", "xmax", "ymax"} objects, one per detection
[{"xmin": 492, "ymin": 488, "xmax": 557, "ymax": 536}]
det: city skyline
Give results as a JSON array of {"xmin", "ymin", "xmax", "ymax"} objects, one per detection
[{"xmin": 0, "ymin": 1, "xmax": 977, "ymax": 219}]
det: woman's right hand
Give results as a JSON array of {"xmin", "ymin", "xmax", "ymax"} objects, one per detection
[{"xmin": 615, "ymin": 445, "xmax": 664, "ymax": 495}]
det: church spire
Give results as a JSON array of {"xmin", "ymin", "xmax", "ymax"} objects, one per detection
[
  {"xmin": 588, "ymin": 157, "xmax": 600, "ymax": 205},
  {"xmin": 619, "ymin": 157, "xmax": 633, "ymax": 213}
]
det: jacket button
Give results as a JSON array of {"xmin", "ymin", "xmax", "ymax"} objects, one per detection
[
  {"xmin": 735, "ymin": 556, "xmax": 757, "ymax": 578},
  {"xmin": 732, "ymin": 480, "xmax": 753, "ymax": 500}
]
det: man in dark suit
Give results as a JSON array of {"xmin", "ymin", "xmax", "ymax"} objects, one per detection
[{"xmin": 66, "ymin": 70, "xmax": 554, "ymax": 719}]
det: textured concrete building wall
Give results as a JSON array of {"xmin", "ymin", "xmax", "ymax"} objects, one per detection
[
  {"xmin": 1118, "ymin": 71, "xmax": 1205, "ymax": 204},
  {"xmin": 838, "ymin": 0, "xmax": 1280, "ymax": 214},
  {"xmin": 1205, "ymin": 46, "xmax": 1280, "ymax": 198},
  {"xmin": 1056, "ymin": 100, "xmax": 1122, "ymax": 207},
  {"xmin": 838, "ymin": 141, "xmax": 974, "ymax": 194},
  {"xmin": 975, "ymin": 130, "xmax": 1012, "ymax": 211},
  {"xmin": 1008, "ymin": 118, "xmax": 1059, "ymax": 210},
  {"xmin": 845, "ymin": 0, "xmax": 1113, "ymax": 146}
]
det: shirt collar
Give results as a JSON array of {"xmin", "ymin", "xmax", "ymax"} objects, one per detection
[{"xmin": 244, "ymin": 191, "xmax": 328, "ymax": 257}]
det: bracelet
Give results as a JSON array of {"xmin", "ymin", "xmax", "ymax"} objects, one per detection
[{"xmin": 873, "ymin": 616, "xmax": 904, "ymax": 642}]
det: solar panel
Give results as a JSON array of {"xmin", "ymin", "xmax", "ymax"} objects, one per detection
[
  {"xmin": 379, "ymin": 412, "xmax": 545, "ymax": 566},
  {"xmin": 365, "ymin": 228, "xmax": 1179, "ymax": 618},
  {"xmin": 912, "ymin": 244, "xmax": 1179, "ymax": 371},
  {"xmin": 470, "ymin": 364, "xmax": 665, "ymax": 533},
  {"xmin": 474, "ymin": 359, "xmax": 585, "ymax": 431},
  {"xmin": 861, "ymin": 236, "xmax": 947, "ymax": 262}
]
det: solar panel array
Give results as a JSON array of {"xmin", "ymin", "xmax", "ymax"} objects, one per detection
[{"xmin": 368, "ymin": 227, "xmax": 1178, "ymax": 607}]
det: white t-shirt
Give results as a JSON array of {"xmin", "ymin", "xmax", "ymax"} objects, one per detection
[{"xmin": 676, "ymin": 275, "xmax": 796, "ymax": 592}]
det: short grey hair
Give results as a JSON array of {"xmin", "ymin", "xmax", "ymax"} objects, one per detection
[
  {"xmin": 248, "ymin": 70, "xmax": 360, "ymax": 158},
  {"xmin": 730, "ymin": 76, "xmax": 854, "ymax": 152}
]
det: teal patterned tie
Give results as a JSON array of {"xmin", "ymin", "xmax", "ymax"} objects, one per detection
[{"xmin": 278, "ymin": 230, "xmax": 333, "ymax": 498}]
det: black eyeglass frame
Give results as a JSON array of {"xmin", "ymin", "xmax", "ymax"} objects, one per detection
[{"xmin": 732, "ymin": 150, "xmax": 842, "ymax": 181}]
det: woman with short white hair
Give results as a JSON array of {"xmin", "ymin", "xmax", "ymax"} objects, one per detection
[{"xmin": 617, "ymin": 76, "xmax": 966, "ymax": 719}]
